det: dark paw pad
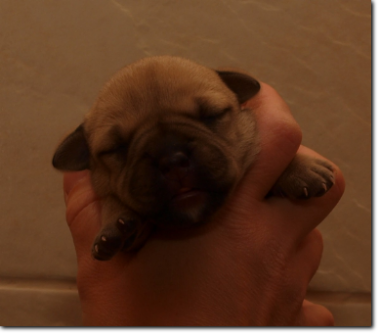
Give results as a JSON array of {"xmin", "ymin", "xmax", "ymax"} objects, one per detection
[
  {"xmin": 92, "ymin": 217, "xmax": 138, "ymax": 261},
  {"xmin": 272, "ymin": 156, "xmax": 335, "ymax": 200},
  {"xmin": 305, "ymin": 160, "xmax": 335, "ymax": 198},
  {"xmin": 116, "ymin": 217, "xmax": 137, "ymax": 235},
  {"xmin": 92, "ymin": 232, "xmax": 123, "ymax": 261},
  {"xmin": 294, "ymin": 160, "xmax": 335, "ymax": 199}
]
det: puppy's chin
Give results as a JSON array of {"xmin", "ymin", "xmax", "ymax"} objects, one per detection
[{"xmin": 153, "ymin": 190, "xmax": 227, "ymax": 230}]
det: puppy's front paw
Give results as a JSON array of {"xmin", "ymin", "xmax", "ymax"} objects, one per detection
[
  {"xmin": 272, "ymin": 154, "xmax": 335, "ymax": 200},
  {"xmin": 92, "ymin": 217, "xmax": 137, "ymax": 261}
]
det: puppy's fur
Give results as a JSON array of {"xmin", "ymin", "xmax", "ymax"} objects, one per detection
[{"xmin": 53, "ymin": 56, "xmax": 334, "ymax": 260}]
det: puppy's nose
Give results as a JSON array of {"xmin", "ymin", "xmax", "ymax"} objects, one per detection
[{"xmin": 159, "ymin": 151, "xmax": 191, "ymax": 180}]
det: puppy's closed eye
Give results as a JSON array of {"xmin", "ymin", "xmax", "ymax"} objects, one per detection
[
  {"xmin": 99, "ymin": 143, "xmax": 128, "ymax": 157},
  {"xmin": 200, "ymin": 106, "xmax": 232, "ymax": 126}
]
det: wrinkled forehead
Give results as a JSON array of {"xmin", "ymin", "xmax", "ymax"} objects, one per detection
[{"xmin": 84, "ymin": 58, "xmax": 235, "ymax": 149}]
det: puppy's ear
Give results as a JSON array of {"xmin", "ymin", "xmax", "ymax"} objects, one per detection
[
  {"xmin": 216, "ymin": 71, "xmax": 261, "ymax": 104},
  {"xmin": 52, "ymin": 124, "xmax": 90, "ymax": 171}
]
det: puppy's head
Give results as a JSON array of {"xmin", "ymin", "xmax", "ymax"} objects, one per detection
[{"xmin": 53, "ymin": 56, "xmax": 260, "ymax": 228}]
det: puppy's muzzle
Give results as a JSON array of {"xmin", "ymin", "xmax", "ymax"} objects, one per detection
[
  {"xmin": 158, "ymin": 149, "xmax": 197, "ymax": 198},
  {"xmin": 129, "ymin": 128, "xmax": 232, "ymax": 226},
  {"xmin": 159, "ymin": 151, "xmax": 190, "ymax": 180},
  {"xmin": 159, "ymin": 151, "xmax": 192, "ymax": 183}
]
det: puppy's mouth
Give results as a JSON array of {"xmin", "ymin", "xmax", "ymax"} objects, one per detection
[
  {"xmin": 154, "ymin": 186, "xmax": 228, "ymax": 229},
  {"xmin": 171, "ymin": 187, "xmax": 208, "ymax": 209}
]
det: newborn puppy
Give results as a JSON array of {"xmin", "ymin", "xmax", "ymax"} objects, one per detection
[{"xmin": 53, "ymin": 56, "xmax": 334, "ymax": 260}]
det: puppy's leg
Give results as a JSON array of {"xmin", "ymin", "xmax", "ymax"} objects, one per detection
[
  {"xmin": 92, "ymin": 196, "xmax": 150, "ymax": 260},
  {"xmin": 271, "ymin": 153, "xmax": 335, "ymax": 199}
]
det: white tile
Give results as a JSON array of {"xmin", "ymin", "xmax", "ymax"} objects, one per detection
[{"xmin": 0, "ymin": 279, "xmax": 81, "ymax": 326}]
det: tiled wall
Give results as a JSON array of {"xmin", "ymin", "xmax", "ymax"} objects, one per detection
[{"xmin": 0, "ymin": 0, "xmax": 371, "ymax": 326}]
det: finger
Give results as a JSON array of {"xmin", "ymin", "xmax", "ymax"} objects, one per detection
[
  {"xmin": 63, "ymin": 170, "xmax": 91, "ymax": 204},
  {"xmin": 299, "ymin": 300, "xmax": 334, "ymax": 326},
  {"xmin": 69, "ymin": 198, "xmax": 102, "ymax": 263},
  {"xmin": 236, "ymin": 82, "xmax": 302, "ymax": 201},
  {"xmin": 64, "ymin": 171, "xmax": 99, "ymax": 224},
  {"xmin": 63, "ymin": 172, "xmax": 101, "ymax": 257},
  {"xmin": 267, "ymin": 146, "xmax": 345, "ymax": 242},
  {"xmin": 63, "ymin": 172, "xmax": 131, "ymax": 278}
]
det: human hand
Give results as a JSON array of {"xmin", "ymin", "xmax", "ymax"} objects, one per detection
[{"xmin": 63, "ymin": 82, "xmax": 344, "ymax": 326}]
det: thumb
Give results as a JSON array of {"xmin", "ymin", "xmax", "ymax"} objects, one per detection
[{"xmin": 63, "ymin": 171, "xmax": 102, "ymax": 259}]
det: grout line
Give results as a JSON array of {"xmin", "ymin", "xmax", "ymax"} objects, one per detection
[
  {"xmin": 306, "ymin": 291, "xmax": 372, "ymax": 304},
  {"xmin": 0, "ymin": 277, "xmax": 373, "ymax": 305},
  {"xmin": 0, "ymin": 277, "xmax": 77, "ymax": 292}
]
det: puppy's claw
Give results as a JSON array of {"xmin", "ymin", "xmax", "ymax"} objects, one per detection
[
  {"xmin": 116, "ymin": 217, "xmax": 137, "ymax": 235},
  {"xmin": 91, "ymin": 229, "xmax": 124, "ymax": 261},
  {"xmin": 303, "ymin": 187, "xmax": 309, "ymax": 198},
  {"xmin": 92, "ymin": 243, "xmax": 113, "ymax": 261}
]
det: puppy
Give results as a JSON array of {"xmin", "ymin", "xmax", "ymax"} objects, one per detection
[{"xmin": 53, "ymin": 56, "xmax": 334, "ymax": 260}]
